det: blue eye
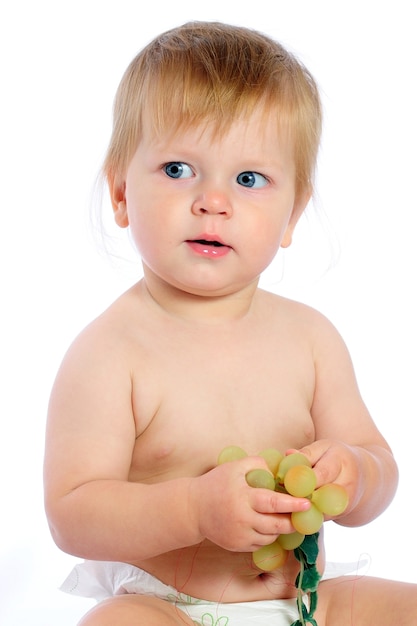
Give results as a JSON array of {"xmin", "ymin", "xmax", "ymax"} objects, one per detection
[
  {"xmin": 237, "ymin": 171, "xmax": 268, "ymax": 188},
  {"xmin": 164, "ymin": 162, "xmax": 193, "ymax": 179}
]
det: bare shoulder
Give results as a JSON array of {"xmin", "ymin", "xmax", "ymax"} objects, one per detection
[
  {"xmin": 47, "ymin": 282, "xmax": 148, "ymax": 438},
  {"xmin": 257, "ymin": 288, "xmax": 339, "ymax": 337},
  {"xmin": 256, "ymin": 289, "xmax": 354, "ymax": 376},
  {"xmin": 60, "ymin": 282, "xmax": 148, "ymax": 362}
]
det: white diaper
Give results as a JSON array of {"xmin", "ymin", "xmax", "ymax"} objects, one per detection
[
  {"xmin": 61, "ymin": 560, "xmax": 298, "ymax": 624},
  {"xmin": 61, "ymin": 557, "xmax": 369, "ymax": 625}
]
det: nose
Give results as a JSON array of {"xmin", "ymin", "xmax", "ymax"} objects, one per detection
[{"xmin": 191, "ymin": 188, "xmax": 233, "ymax": 217}]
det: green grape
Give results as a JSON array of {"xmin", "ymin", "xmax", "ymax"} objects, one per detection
[
  {"xmin": 252, "ymin": 539, "xmax": 288, "ymax": 571},
  {"xmin": 217, "ymin": 445, "xmax": 248, "ymax": 464},
  {"xmin": 291, "ymin": 503, "xmax": 324, "ymax": 535},
  {"xmin": 311, "ymin": 483, "xmax": 349, "ymax": 516},
  {"xmin": 258, "ymin": 448, "xmax": 284, "ymax": 477},
  {"xmin": 277, "ymin": 453, "xmax": 311, "ymax": 483},
  {"xmin": 246, "ymin": 469, "xmax": 275, "ymax": 491},
  {"xmin": 277, "ymin": 531, "xmax": 305, "ymax": 551},
  {"xmin": 284, "ymin": 465, "xmax": 317, "ymax": 498}
]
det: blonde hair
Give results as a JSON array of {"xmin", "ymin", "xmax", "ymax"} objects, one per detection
[{"xmin": 104, "ymin": 21, "xmax": 322, "ymax": 199}]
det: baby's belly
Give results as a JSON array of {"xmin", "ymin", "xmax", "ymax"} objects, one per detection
[{"xmin": 131, "ymin": 536, "xmax": 325, "ymax": 602}]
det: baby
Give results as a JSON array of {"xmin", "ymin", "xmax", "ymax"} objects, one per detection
[{"xmin": 44, "ymin": 21, "xmax": 417, "ymax": 625}]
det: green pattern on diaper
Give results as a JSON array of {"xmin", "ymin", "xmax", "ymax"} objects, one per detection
[
  {"xmin": 167, "ymin": 592, "xmax": 229, "ymax": 625},
  {"xmin": 199, "ymin": 615, "xmax": 229, "ymax": 625}
]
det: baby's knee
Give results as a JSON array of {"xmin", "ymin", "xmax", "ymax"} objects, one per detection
[{"xmin": 78, "ymin": 594, "xmax": 195, "ymax": 626}]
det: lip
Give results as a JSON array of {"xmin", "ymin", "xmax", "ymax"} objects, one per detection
[{"xmin": 185, "ymin": 234, "xmax": 232, "ymax": 258}]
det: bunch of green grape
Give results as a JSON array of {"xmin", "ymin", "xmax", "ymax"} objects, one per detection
[{"xmin": 217, "ymin": 445, "xmax": 348, "ymax": 572}]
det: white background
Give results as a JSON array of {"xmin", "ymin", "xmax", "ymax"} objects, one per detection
[{"xmin": 1, "ymin": 1, "xmax": 416, "ymax": 624}]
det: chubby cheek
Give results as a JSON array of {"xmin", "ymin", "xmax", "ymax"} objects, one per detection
[
  {"xmin": 249, "ymin": 218, "xmax": 289, "ymax": 265},
  {"xmin": 127, "ymin": 205, "xmax": 178, "ymax": 271},
  {"xmin": 129, "ymin": 216, "xmax": 159, "ymax": 259}
]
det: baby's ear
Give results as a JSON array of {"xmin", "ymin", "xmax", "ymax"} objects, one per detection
[
  {"xmin": 281, "ymin": 188, "xmax": 311, "ymax": 249},
  {"xmin": 108, "ymin": 173, "xmax": 129, "ymax": 228}
]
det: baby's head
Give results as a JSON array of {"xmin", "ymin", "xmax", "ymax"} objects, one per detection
[{"xmin": 104, "ymin": 21, "xmax": 322, "ymax": 202}]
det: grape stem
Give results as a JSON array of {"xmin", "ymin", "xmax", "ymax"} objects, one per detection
[
  {"xmin": 291, "ymin": 532, "xmax": 320, "ymax": 626},
  {"xmin": 296, "ymin": 558, "xmax": 306, "ymax": 626}
]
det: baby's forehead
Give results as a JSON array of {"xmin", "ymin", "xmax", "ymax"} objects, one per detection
[{"xmin": 142, "ymin": 104, "xmax": 292, "ymax": 147}]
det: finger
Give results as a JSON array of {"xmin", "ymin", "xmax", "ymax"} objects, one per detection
[
  {"xmin": 309, "ymin": 451, "xmax": 342, "ymax": 487},
  {"xmin": 297, "ymin": 440, "xmax": 332, "ymax": 465},
  {"xmin": 248, "ymin": 529, "xmax": 281, "ymax": 548},
  {"xmin": 251, "ymin": 513, "xmax": 296, "ymax": 538},
  {"xmin": 297, "ymin": 441, "xmax": 338, "ymax": 486},
  {"xmin": 253, "ymin": 490, "xmax": 311, "ymax": 515}
]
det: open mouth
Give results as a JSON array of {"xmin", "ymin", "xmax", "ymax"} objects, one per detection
[
  {"xmin": 193, "ymin": 239, "xmax": 225, "ymax": 247},
  {"xmin": 186, "ymin": 238, "xmax": 231, "ymax": 257}
]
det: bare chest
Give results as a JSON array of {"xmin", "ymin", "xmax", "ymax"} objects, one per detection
[{"xmin": 127, "ymin": 322, "xmax": 316, "ymax": 482}]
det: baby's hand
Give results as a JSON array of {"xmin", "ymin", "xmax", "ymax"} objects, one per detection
[
  {"xmin": 296, "ymin": 440, "xmax": 360, "ymax": 516},
  {"xmin": 189, "ymin": 457, "xmax": 310, "ymax": 552}
]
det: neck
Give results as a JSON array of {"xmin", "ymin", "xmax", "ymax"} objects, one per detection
[{"xmin": 140, "ymin": 270, "xmax": 259, "ymax": 324}]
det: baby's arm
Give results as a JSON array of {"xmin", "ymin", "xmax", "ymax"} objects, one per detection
[
  {"xmin": 44, "ymin": 323, "xmax": 199, "ymax": 561},
  {"xmin": 44, "ymin": 320, "xmax": 309, "ymax": 563},
  {"xmin": 300, "ymin": 311, "xmax": 398, "ymax": 526}
]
